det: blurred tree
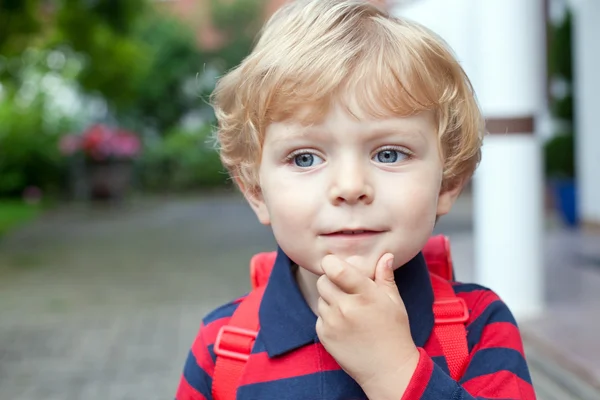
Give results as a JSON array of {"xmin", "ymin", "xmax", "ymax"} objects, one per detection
[
  {"xmin": 547, "ymin": 9, "xmax": 573, "ymax": 123},
  {"xmin": 0, "ymin": 0, "xmax": 264, "ymax": 197},
  {"xmin": 1, "ymin": 0, "xmax": 263, "ymax": 132},
  {"xmin": 545, "ymin": 8, "xmax": 575, "ymax": 180},
  {"xmin": 0, "ymin": 0, "xmax": 41, "ymax": 57},
  {"xmin": 122, "ymin": 0, "xmax": 263, "ymax": 133},
  {"xmin": 208, "ymin": 0, "xmax": 262, "ymax": 71},
  {"xmin": 123, "ymin": 13, "xmax": 204, "ymax": 133},
  {"xmin": 51, "ymin": 0, "xmax": 149, "ymax": 110},
  {"xmin": 0, "ymin": 92, "xmax": 68, "ymax": 196}
]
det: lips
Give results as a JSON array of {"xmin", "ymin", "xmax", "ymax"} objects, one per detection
[{"xmin": 323, "ymin": 229, "xmax": 383, "ymax": 236}]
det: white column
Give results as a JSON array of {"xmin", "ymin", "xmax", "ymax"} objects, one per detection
[
  {"xmin": 572, "ymin": 0, "xmax": 600, "ymax": 226},
  {"xmin": 471, "ymin": 0, "xmax": 545, "ymax": 319}
]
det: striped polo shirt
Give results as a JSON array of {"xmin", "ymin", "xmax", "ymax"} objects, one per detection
[{"xmin": 176, "ymin": 249, "xmax": 535, "ymax": 399}]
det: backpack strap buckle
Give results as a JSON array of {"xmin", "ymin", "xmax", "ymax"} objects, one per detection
[
  {"xmin": 214, "ymin": 325, "xmax": 258, "ymax": 362},
  {"xmin": 433, "ymin": 297, "xmax": 469, "ymax": 324}
]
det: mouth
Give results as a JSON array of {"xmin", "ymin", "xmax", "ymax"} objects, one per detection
[{"xmin": 322, "ymin": 229, "xmax": 384, "ymax": 237}]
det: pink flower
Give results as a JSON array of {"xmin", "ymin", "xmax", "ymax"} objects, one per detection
[{"xmin": 59, "ymin": 124, "xmax": 142, "ymax": 160}]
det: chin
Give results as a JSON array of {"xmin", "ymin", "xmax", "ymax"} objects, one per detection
[{"xmin": 340, "ymin": 254, "xmax": 378, "ymax": 278}]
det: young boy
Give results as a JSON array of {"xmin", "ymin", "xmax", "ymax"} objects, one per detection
[{"xmin": 176, "ymin": 0, "xmax": 536, "ymax": 398}]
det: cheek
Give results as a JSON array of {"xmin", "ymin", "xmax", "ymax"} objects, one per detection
[
  {"xmin": 260, "ymin": 170, "xmax": 319, "ymax": 229},
  {"xmin": 385, "ymin": 175, "xmax": 439, "ymax": 213}
]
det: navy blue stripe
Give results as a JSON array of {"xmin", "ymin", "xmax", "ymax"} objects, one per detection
[
  {"xmin": 452, "ymin": 283, "xmax": 489, "ymax": 294},
  {"xmin": 421, "ymin": 362, "xmax": 460, "ymax": 400},
  {"xmin": 321, "ymin": 370, "xmax": 364, "ymax": 399},
  {"xmin": 207, "ymin": 344, "xmax": 216, "ymax": 364},
  {"xmin": 460, "ymin": 347, "xmax": 532, "ymax": 384},
  {"xmin": 238, "ymin": 371, "xmax": 321, "ymax": 399},
  {"xmin": 432, "ymin": 355, "xmax": 450, "ymax": 376},
  {"xmin": 238, "ymin": 369, "xmax": 365, "ymax": 399},
  {"xmin": 250, "ymin": 332, "xmax": 268, "ymax": 353},
  {"xmin": 182, "ymin": 350, "xmax": 213, "ymax": 399},
  {"xmin": 466, "ymin": 300, "xmax": 518, "ymax": 352}
]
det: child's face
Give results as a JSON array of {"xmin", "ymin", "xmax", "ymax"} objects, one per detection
[{"xmin": 245, "ymin": 101, "xmax": 461, "ymax": 279}]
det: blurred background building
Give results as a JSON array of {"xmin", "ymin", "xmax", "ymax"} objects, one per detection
[{"xmin": 0, "ymin": 0, "xmax": 598, "ymax": 399}]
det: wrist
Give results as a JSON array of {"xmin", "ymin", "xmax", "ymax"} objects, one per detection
[{"xmin": 360, "ymin": 347, "xmax": 420, "ymax": 400}]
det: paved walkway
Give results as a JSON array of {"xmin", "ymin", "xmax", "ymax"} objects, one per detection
[{"xmin": 0, "ymin": 192, "xmax": 598, "ymax": 399}]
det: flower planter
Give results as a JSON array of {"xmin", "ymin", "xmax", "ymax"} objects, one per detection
[
  {"xmin": 87, "ymin": 160, "xmax": 134, "ymax": 200},
  {"xmin": 60, "ymin": 124, "xmax": 141, "ymax": 201},
  {"xmin": 550, "ymin": 178, "xmax": 578, "ymax": 227}
]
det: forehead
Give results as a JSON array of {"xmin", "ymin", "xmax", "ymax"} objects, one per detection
[{"xmin": 266, "ymin": 102, "xmax": 436, "ymax": 143}]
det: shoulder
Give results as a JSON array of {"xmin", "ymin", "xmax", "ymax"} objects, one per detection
[
  {"xmin": 202, "ymin": 295, "xmax": 247, "ymax": 324},
  {"xmin": 197, "ymin": 294, "xmax": 248, "ymax": 343},
  {"xmin": 451, "ymin": 282, "xmax": 514, "ymax": 320},
  {"xmin": 177, "ymin": 296, "xmax": 250, "ymax": 397},
  {"xmin": 450, "ymin": 282, "xmax": 523, "ymax": 351}
]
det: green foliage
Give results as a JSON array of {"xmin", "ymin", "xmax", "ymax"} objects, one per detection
[
  {"xmin": 0, "ymin": 94, "xmax": 71, "ymax": 197},
  {"xmin": 544, "ymin": 132, "xmax": 575, "ymax": 179},
  {"xmin": 0, "ymin": 0, "xmax": 41, "ymax": 57},
  {"xmin": 138, "ymin": 125, "xmax": 229, "ymax": 192},
  {"xmin": 548, "ymin": 10, "xmax": 572, "ymax": 81},
  {"xmin": 545, "ymin": 9, "xmax": 575, "ymax": 180},
  {"xmin": 547, "ymin": 10, "xmax": 573, "ymax": 122},
  {"xmin": 209, "ymin": 0, "xmax": 262, "ymax": 71},
  {"xmin": 0, "ymin": 200, "xmax": 42, "ymax": 237},
  {"xmin": 0, "ymin": 0, "xmax": 263, "ymax": 195},
  {"xmin": 51, "ymin": 0, "xmax": 150, "ymax": 110},
  {"xmin": 123, "ymin": 13, "xmax": 205, "ymax": 133}
]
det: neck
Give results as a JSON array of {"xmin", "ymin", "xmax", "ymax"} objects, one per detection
[{"xmin": 294, "ymin": 266, "xmax": 321, "ymax": 316}]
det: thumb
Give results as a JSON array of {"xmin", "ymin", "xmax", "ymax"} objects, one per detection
[{"xmin": 375, "ymin": 253, "xmax": 400, "ymax": 299}]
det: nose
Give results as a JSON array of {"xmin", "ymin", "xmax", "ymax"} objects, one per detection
[{"xmin": 328, "ymin": 159, "xmax": 374, "ymax": 206}]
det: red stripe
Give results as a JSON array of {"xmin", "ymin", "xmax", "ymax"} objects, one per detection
[
  {"xmin": 239, "ymin": 343, "xmax": 341, "ymax": 385},
  {"xmin": 457, "ymin": 290, "xmax": 501, "ymax": 324},
  {"xmin": 401, "ymin": 348, "xmax": 432, "ymax": 400},
  {"xmin": 462, "ymin": 371, "xmax": 535, "ymax": 399},
  {"xmin": 201, "ymin": 318, "xmax": 232, "ymax": 346},
  {"xmin": 471, "ymin": 322, "xmax": 525, "ymax": 357},
  {"xmin": 423, "ymin": 329, "xmax": 444, "ymax": 358},
  {"xmin": 175, "ymin": 374, "xmax": 208, "ymax": 400},
  {"xmin": 190, "ymin": 328, "xmax": 215, "ymax": 377}
]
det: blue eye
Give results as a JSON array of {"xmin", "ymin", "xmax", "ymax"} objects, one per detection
[
  {"xmin": 293, "ymin": 152, "xmax": 324, "ymax": 167},
  {"xmin": 374, "ymin": 149, "xmax": 406, "ymax": 164}
]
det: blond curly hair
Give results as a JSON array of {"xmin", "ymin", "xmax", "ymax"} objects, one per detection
[{"xmin": 211, "ymin": 0, "xmax": 484, "ymax": 193}]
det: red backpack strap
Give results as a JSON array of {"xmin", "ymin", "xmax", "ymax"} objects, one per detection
[
  {"xmin": 212, "ymin": 286, "xmax": 265, "ymax": 400},
  {"xmin": 212, "ymin": 252, "xmax": 275, "ymax": 399},
  {"xmin": 249, "ymin": 252, "xmax": 277, "ymax": 289},
  {"xmin": 430, "ymin": 272, "xmax": 470, "ymax": 381},
  {"xmin": 423, "ymin": 235, "xmax": 454, "ymax": 281}
]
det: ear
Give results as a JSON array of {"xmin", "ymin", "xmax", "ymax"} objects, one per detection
[
  {"xmin": 436, "ymin": 178, "xmax": 466, "ymax": 217},
  {"xmin": 235, "ymin": 177, "xmax": 271, "ymax": 226}
]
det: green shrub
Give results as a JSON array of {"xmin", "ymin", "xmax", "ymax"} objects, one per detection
[
  {"xmin": 0, "ymin": 97, "xmax": 70, "ymax": 197},
  {"xmin": 0, "ymin": 200, "xmax": 42, "ymax": 237},
  {"xmin": 544, "ymin": 132, "xmax": 575, "ymax": 179},
  {"xmin": 138, "ymin": 125, "xmax": 229, "ymax": 192}
]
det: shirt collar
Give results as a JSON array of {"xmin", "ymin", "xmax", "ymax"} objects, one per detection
[{"xmin": 258, "ymin": 247, "xmax": 435, "ymax": 357}]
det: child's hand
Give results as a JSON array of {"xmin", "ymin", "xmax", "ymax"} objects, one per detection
[{"xmin": 316, "ymin": 253, "xmax": 420, "ymax": 400}]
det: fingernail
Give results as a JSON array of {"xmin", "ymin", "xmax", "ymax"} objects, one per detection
[{"xmin": 386, "ymin": 256, "xmax": 394, "ymax": 270}]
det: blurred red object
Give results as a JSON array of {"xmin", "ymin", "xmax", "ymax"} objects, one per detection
[{"xmin": 59, "ymin": 124, "xmax": 141, "ymax": 162}]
